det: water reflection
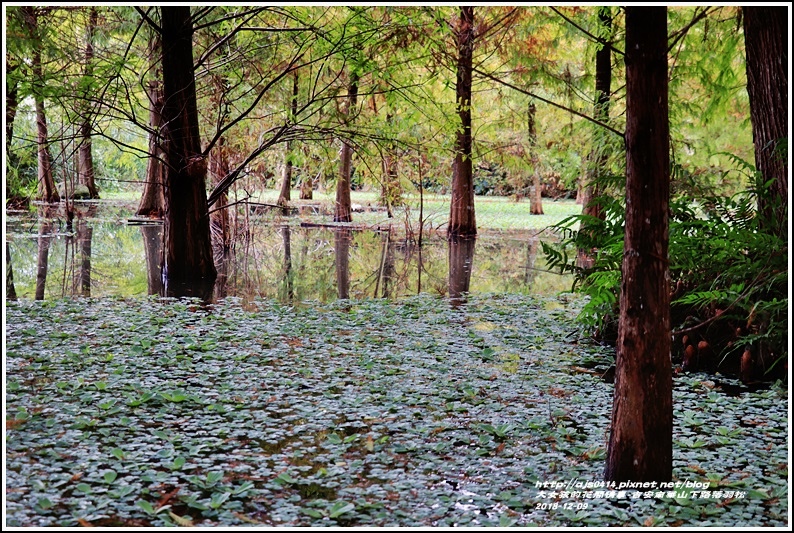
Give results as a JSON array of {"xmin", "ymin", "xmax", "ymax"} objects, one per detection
[
  {"xmin": 6, "ymin": 204, "xmax": 572, "ymax": 302},
  {"xmin": 6, "ymin": 242, "xmax": 17, "ymax": 300},
  {"xmin": 448, "ymin": 237, "xmax": 476, "ymax": 305}
]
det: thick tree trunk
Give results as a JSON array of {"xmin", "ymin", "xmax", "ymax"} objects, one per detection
[
  {"xmin": 160, "ymin": 6, "xmax": 216, "ymax": 286},
  {"xmin": 137, "ymin": 27, "xmax": 166, "ymax": 217},
  {"xmin": 605, "ymin": 6, "xmax": 672, "ymax": 483},
  {"xmin": 743, "ymin": 7, "xmax": 788, "ymax": 237},
  {"xmin": 22, "ymin": 8, "xmax": 59, "ymax": 204},
  {"xmin": 77, "ymin": 7, "xmax": 99, "ymax": 199},
  {"xmin": 278, "ymin": 71, "xmax": 299, "ymax": 210},
  {"xmin": 335, "ymin": 73, "xmax": 359, "ymax": 222},
  {"xmin": 448, "ymin": 6, "xmax": 477, "ymax": 238},
  {"xmin": 527, "ymin": 102, "xmax": 543, "ymax": 215},
  {"xmin": 578, "ymin": 7, "xmax": 613, "ymax": 268}
]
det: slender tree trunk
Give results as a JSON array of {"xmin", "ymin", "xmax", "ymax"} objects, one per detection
[
  {"xmin": 335, "ymin": 73, "xmax": 359, "ymax": 222},
  {"xmin": 281, "ymin": 225, "xmax": 294, "ymax": 301},
  {"xmin": 77, "ymin": 7, "xmax": 99, "ymax": 199},
  {"xmin": 77, "ymin": 220, "xmax": 93, "ymax": 296},
  {"xmin": 448, "ymin": 6, "xmax": 477, "ymax": 238},
  {"xmin": 278, "ymin": 71, "xmax": 299, "ymax": 210},
  {"xmin": 381, "ymin": 113, "xmax": 401, "ymax": 218},
  {"xmin": 6, "ymin": 242, "xmax": 18, "ymax": 300},
  {"xmin": 6, "ymin": 60, "xmax": 19, "ymax": 153},
  {"xmin": 137, "ymin": 27, "xmax": 166, "ymax": 217},
  {"xmin": 160, "ymin": 6, "xmax": 216, "ymax": 286},
  {"xmin": 23, "ymin": 7, "xmax": 59, "ymax": 204},
  {"xmin": 743, "ymin": 6, "xmax": 788, "ymax": 237},
  {"xmin": 605, "ymin": 6, "xmax": 672, "ymax": 483},
  {"xmin": 578, "ymin": 7, "xmax": 613, "ymax": 268},
  {"xmin": 528, "ymin": 101, "xmax": 543, "ymax": 215}
]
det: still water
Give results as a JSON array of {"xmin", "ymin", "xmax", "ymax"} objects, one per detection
[{"xmin": 5, "ymin": 202, "xmax": 572, "ymax": 303}]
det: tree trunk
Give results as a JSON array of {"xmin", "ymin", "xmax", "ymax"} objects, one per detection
[
  {"xmin": 140, "ymin": 225, "xmax": 164, "ymax": 296},
  {"xmin": 6, "ymin": 242, "xmax": 18, "ymax": 301},
  {"xmin": 137, "ymin": 26, "xmax": 166, "ymax": 217},
  {"xmin": 448, "ymin": 6, "xmax": 477, "ymax": 238},
  {"xmin": 335, "ymin": 73, "xmax": 359, "ymax": 222},
  {"xmin": 528, "ymin": 101, "xmax": 543, "ymax": 215},
  {"xmin": 743, "ymin": 7, "xmax": 788, "ymax": 237},
  {"xmin": 381, "ymin": 113, "xmax": 401, "ymax": 218},
  {"xmin": 35, "ymin": 220, "xmax": 54, "ymax": 300},
  {"xmin": 605, "ymin": 6, "xmax": 672, "ymax": 483},
  {"xmin": 278, "ymin": 71, "xmax": 299, "ymax": 210},
  {"xmin": 6, "ymin": 59, "xmax": 19, "ymax": 153},
  {"xmin": 281, "ymin": 225, "xmax": 294, "ymax": 301},
  {"xmin": 299, "ymin": 171, "xmax": 314, "ymax": 200},
  {"xmin": 578, "ymin": 7, "xmax": 613, "ymax": 268},
  {"xmin": 77, "ymin": 7, "xmax": 99, "ymax": 199},
  {"xmin": 23, "ymin": 7, "xmax": 59, "ymax": 204},
  {"xmin": 77, "ymin": 220, "xmax": 93, "ymax": 296},
  {"xmin": 160, "ymin": 6, "xmax": 217, "ymax": 286}
]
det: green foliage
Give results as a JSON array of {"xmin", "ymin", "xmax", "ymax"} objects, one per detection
[{"xmin": 544, "ymin": 156, "xmax": 788, "ymax": 376}]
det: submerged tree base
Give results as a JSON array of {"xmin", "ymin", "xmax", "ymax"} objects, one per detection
[{"xmin": 5, "ymin": 294, "xmax": 788, "ymax": 527}]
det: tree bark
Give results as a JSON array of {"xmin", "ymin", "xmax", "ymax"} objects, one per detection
[
  {"xmin": 23, "ymin": 7, "xmax": 59, "ymax": 204},
  {"xmin": 335, "ymin": 73, "xmax": 359, "ymax": 222},
  {"xmin": 528, "ymin": 101, "xmax": 543, "ymax": 215},
  {"xmin": 578, "ymin": 7, "xmax": 613, "ymax": 268},
  {"xmin": 448, "ymin": 6, "xmax": 477, "ymax": 238},
  {"xmin": 137, "ymin": 26, "xmax": 166, "ymax": 217},
  {"xmin": 743, "ymin": 6, "xmax": 788, "ymax": 237},
  {"xmin": 77, "ymin": 6, "xmax": 99, "ymax": 199},
  {"xmin": 605, "ymin": 6, "xmax": 672, "ymax": 483},
  {"xmin": 160, "ymin": 6, "xmax": 217, "ymax": 286}
]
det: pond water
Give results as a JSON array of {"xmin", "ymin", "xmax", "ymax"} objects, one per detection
[{"xmin": 5, "ymin": 201, "xmax": 572, "ymax": 303}]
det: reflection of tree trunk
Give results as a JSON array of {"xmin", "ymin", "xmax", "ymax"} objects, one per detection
[
  {"xmin": 140, "ymin": 224, "xmax": 164, "ymax": 296},
  {"xmin": 448, "ymin": 6, "xmax": 476, "ymax": 238},
  {"xmin": 280, "ymin": 225, "xmax": 294, "ymax": 301},
  {"xmin": 77, "ymin": 219, "xmax": 93, "ymax": 296},
  {"xmin": 6, "ymin": 242, "xmax": 17, "ymax": 300},
  {"xmin": 334, "ymin": 228, "xmax": 351, "ymax": 299},
  {"xmin": 448, "ymin": 236, "xmax": 476, "ymax": 304},
  {"xmin": 160, "ymin": 6, "xmax": 217, "ymax": 287},
  {"xmin": 528, "ymin": 102, "xmax": 543, "ymax": 215},
  {"xmin": 605, "ymin": 6, "xmax": 671, "ymax": 484},
  {"xmin": 22, "ymin": 7, "xmax": 59, "ymax": 204},
  {"xmin": 137, "ymin": 25, "xmax": 166, "ymax": 217},
  {"xmin": 380, "ymin": 234, "xmax": 395, "ymax": 299},
  {"xmin": 743, "ymin": 6, "xmax": 788, "ymax": 237},
  {"xmin": 335, "ymin": 73, "xmax": 359, "ymax": 222},
  {"xmin": 35, "ymin": 220, "xmax": 54, "ymax": 300},
  {"xmin": 524, "ymin": 238, "xmax": 538, "ymax": 288},
  {"xmin": 77, "ymin": 6, "xmax": 99, "ymax": 199}
]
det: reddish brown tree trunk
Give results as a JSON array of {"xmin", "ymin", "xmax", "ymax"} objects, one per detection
[
  {"xmin": 527, "ymin": 101, "xmax": 543, "ymax": 215},
  {"xmin": 160, "ymin": 6, "xmax": 216, "ymax": 286},
  {"xmin": 335, "ymin": 228, "xmax": 352, "ymax": 299},
  {"xmin": 605, "ymin": 6, "xmax": 672, "ymax": 483},
  {"xmin": 22, "ymin": 7, "xmax": 59, "ymax": 204},
  {"xmin": 743, "ymin": 6, "xmax": 788, "ymax": 236},
  {"xmin": 448, "ymin": 6, "xmax": 476, "ymax": 238},
  {"xmin": 77, "ymin": 7, "xmax": 99, "ymax": 199},
  {"xmin": 335, "ymin": 73, "xmax": 359, "ymax": 222},
  {"xmin": 137, "ymin": 27, "xmax": 166, "ymax": 217}
]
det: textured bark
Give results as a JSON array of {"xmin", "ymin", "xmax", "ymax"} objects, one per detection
[
  {"xmin": 605, "ymin": 6, "xmax": 672, "ymax": 483},
  {"xmin": 448, "ymin": 236, "xmax": 476, "ymax": 305},
  {"xmin": 743, "ymin": 7, "xmax": 788, "ymax": 236},
  {"xmin": 335, "ymin": 74, "xmax": 359, "ymax": 222},
  {"xmin": 23, "ymin": 7, "xmax": 59, "ymax": 204},
  {"xmin": 77, "ymin": 7, "xmax": 99, "ymax": 199},
  {"xmin": 160, "ymin": 6, "xmax": 216, "ymax": 286},
  {"xmin": 380, "ymin": 113, "xmax": 401, "ymax": 218},
  {"xmin": 527, "ymin": 102, "xmax": 543, "ymax": 215},
  {"xmin": 578, "ymin": 7, "xmax": 613, "ymax": 268},
  {"xmin": 278, "ymin": 71, "xmax": 300, "ymax": 210},
  {"xmin": 448, "ymin": 6, "xmax": 477, "ymax": 238},
  {"xmin": 137, "ymin": 28, "xmax": 166, "ymax": 217}
]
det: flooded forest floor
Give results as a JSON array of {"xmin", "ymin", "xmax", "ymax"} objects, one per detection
[{"xmin": 5, "ymin": 293, "xmax": 788, "ymax": 527}]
